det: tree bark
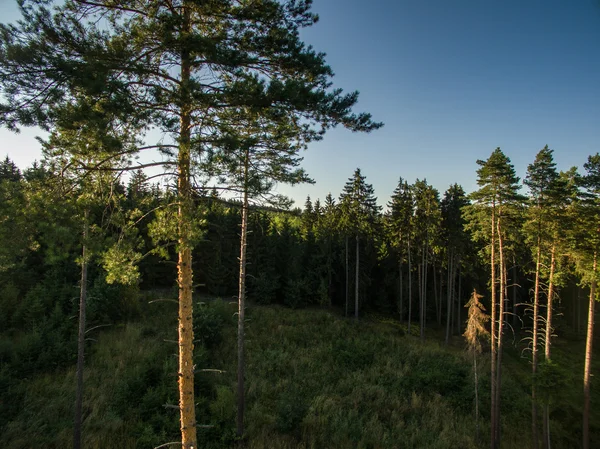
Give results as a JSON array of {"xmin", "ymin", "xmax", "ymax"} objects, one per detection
[
  {"xmin": 355, "ymin": 234, "xmax": 359, "ymax": 320},
  {"xmin": 236, "ymin": 149, "xmax": 250, "ymax": 438},
  {"xmin": 457, "ymin": 264, "xmax": 462, "ymax": 334},
  {"xmin": 445, "ymin": 251, "xmax": 453, "ymax": 345},
  {"xmin": 543, "ymin": 244, "xmax": 556, "ymax": 449},
  {"xmin": 177, "ymin": 4, "xmax": 197, "ymax": 445},
  {"xmin": 495, "ymin": 216, "xmax": 506, "ymax": 449},
  {"xmin": 512, "ymin": 263, "xmax": 518, "ymax": 332},
  {"xmin": 73, "ymin": 210, "xmax": 89, "ymax": 449},
  {"xmin": 475, "ymin": 353, "xmax": 480, "ymax": 442},
  {"xmin": 490, "ymin": 203, "xmax": 497, "ymax": 449},
  {"xmin": 399, "ymin": 256, "xmax": 403, "ymax": 322},
  {"xmin": 408, "ymin": 238, "xmax": 412, "ymax": 334},
  {"xmin": 583, "ymin": 254, "xmax": 596, "ymax": 449},
  {"xmin": 433, "ymin": 260, "xmax": 439, "ymax": 325},
  {"xmin": 532, "ymin": 236, "xmax": 542, "ymax": 449},
  {"xmin": 345, "ymin": 236, "xmax": 349, "ymax": 317},
  {"xmin": 420, "ymin": 244, "xmax": 425, "ymax": 340}
]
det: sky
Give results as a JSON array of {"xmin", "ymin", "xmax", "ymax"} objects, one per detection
[{"xmin": 1, "ymin": 0, "xmax": 600, "ymax": 208}]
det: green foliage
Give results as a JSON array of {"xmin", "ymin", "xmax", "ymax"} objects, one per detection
[{"xmin": 194, "ymin": 302, "xmax": 226, "ymax": 350}]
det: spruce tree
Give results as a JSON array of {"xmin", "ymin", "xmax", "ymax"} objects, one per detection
[
  {"xmin": 339, "ymin": 168, "xmax": 380, "ymax": 320},
  {"xmin": 441, "ymin": 184, "xmax": 469, "ymax": 344},
  {"xmin": 388, "ymin": 177, "xmax": 414, "ymax": 323}
]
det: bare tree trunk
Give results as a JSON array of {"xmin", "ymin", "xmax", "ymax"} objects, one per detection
[
  {"xmin": 433, "ymin": 260, "xmax": 439, "ymax": 325},
  {"xmin": 457, "ymin": 264, "xmax": 462, "ymax": 334},
  {"xmin": 178, "ymin": 6, "xmax": 197, "ymax": 444},
  {"xmin": 490, "ymin": 206, "xmax": 497, "ymax": 449},
  {"xmin": 420, "ymin": 245, "xmax": 425, "ymax": 340},
  {"xmin": 445, "ymin": 251, "xmax": 453, "ymax": 345},
  {"xmin": 355, "ymin": 234, "xmax": 359, "ymax": 320},
  {"xmin": 583, "ymin": 254, "xmax": 596, "ymax": 449},
  {"xmin": 475, "ymin": 353, "xmax": 480, "ymax": 442},
  {"xmin": 512, "ymin": 262, "xmax": 518, "ymax": 332},
  {"xmin": 532, "ymin": 236, "xmax": 542, "ymax": 449},
  {"xmin": 408, "ymin": 239, "xmax": 412, "ymax": 334},
  {"xmin": 423, "ymin": 242, "xmax": 429, "ymax": 338},
  {"xmin": 73, "ymin": 210, "xmax": 89, "ymax": 449},
  {"xmin": 236, "ymin": 149, "xmax": 250, "ymax": 438},
  {"xmin": 578, "ymin": 286, "xmax": 582, "ymax": 335},
  {"xmin": 345, "ymin": 236, "xmax": 349, "ymax": 317},
  {"xmin": 399, "ymin": 256, "xmax": 404, "ymax": 322},
  {"xmin": 495, "ymin": 218, "xmax": 506, "ymax": 449},
  {"xmin": 438, "ymin": 267, "xmax": 443, "ymax": 325},
  {"xmin": 543, "ymin": 244, "xmax": 556, "ymax": 449}
]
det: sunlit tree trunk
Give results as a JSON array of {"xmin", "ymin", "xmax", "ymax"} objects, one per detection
[
  {"xmin": 532, "ymin": 234, "xmax": 542, "ymax": 449},
  {"xmin": 495, "ymin": 216, "xmax": 506, "ymax": 449},
  {"xmin": 490, "ymin": 203, "xmax": 497, "ymax": 449},
  {"xmin": 177, "ymin": 5, "xmax": 197, "ymax": 445},
  {"xmin": 543, "ymin": 244, "xmax": 556, "ymax": 449},
  {"xmin": 583, "ymin": 254, "xmax": 596, "ymax": 449}
]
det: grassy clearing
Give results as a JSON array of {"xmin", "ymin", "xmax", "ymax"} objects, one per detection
[{"xmin": 1, "ymin": 296, "xmax": 597, "ymax": 448}]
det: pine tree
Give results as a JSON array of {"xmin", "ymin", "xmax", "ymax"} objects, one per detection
[
  {"xmin": 524, "ymin": 145, "xmax": 561, "ymax": 449},
  {"xmin": 1, "ymin": 2, "xmax": 382, "ymax": 446},
  {"xmin": 465, "ymin": 148, "xmax": 524, "ymax": 449},
  {"xmin": 571, "ymin": 154, "xmax": 600, "ymax": 449}
]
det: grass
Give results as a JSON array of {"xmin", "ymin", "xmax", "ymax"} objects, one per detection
[{"xmin": 1, "ymin": 294, "xmax": 598, "ymax": 448}]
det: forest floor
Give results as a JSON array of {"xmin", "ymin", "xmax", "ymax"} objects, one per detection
[{"xmin": 1, "ymin": 291, "xmax": 598, "ymax": 449}]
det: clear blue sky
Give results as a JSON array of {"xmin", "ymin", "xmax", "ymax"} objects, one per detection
[{"xmin": 2, "ymin": 0, "xmax": 600, "ymax": 207}]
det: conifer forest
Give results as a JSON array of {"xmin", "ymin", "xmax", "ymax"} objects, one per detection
[{"xmin": 0, "ymin": 1, "xmax": 598, "ymax": 449}]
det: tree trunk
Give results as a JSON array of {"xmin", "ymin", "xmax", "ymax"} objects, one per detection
[
  {"xmin": 532, "ymin": 236, "xmax": 542, "ymax": 449},
  {"xmin": 457, "ymin": 264, "xmax": 462, "ymax": 334},
  {"xmin": 355, "ymin": 234, "xmax": 359, "ymax": 320},
  {"xmin": 236, "ymin": 149, "xmax": 250, "ymax": 438},
  {"xmin": 345, "ymin": 235, "xmax": 349, "ymax": 317},
  {"xmin": 490, "ymin": 205, "xmax": 497, "ymax": 449},
  {"xmin": 475, "ymin": 353, "xmax": 480, "ymax": 442},
  {"xmin": 543, "ymin": 244, "xmax": 556, "ymax": 449},
  {"xmin": 495, "ymin": 217, "xmax": 506, "ymax": 449},
  {"xmin": 399, "ymin": 256, "xmax": 403, "ymax": 322},
  {"xmin": 177, "ymin": 5, "xmax": 197, "ymax": 445},
  {"xmin": 408, "ymin": 238, "xmax": 412, "ymax": 334},
  {"xmin": 424, "ymin": 242, "xmax": 429, "ymax": 336},
  {"xmin": 512, "ymin": 263, "xmax": 518, "ymax": 332},
  {"xmin": 433, "ymin": 260, "xmax": 439, "ymax": 325},
  {"xmin": 445, "ymin": 251, "xmax": 453, "ymax": 345},
  {"xmin": 420, "ymin": 244, "xmax": 425, "ymax": 340},
  {"xmin": 583, "ymin": 254, "xmax": 596, "ymax": 449},
  {"xmin": 438, "ymin": 267, "xmax": 443, "ymax": 325},
  {"xmin": 73, "ymin": 210, "xmax": 89, "ymax": 449}
]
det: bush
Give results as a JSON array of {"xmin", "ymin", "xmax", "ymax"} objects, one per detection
[
  {"xmin": 275, "ymin": 388, "xmax": 309, "ymax": 436},
  {"xmin": 194, "ymin": 302, "xmax": 225, "ymax": 349}
]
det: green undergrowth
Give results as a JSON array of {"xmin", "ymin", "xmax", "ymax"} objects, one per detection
[{"xmin": 1, "ymin": 295, "xmax": 597, "ymax": 448}]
